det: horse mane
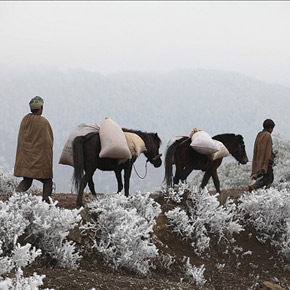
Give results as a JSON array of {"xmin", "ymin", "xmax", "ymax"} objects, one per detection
[
  {"xmin": 213, "ymin": 133, "xmax": 244, "ymax": 145},
  {"xmin": 122, "ymin": 128, "xmax": 162, "ymax": 148}
]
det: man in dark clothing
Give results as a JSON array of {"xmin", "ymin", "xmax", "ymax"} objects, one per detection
[{"xmin": 249, "ymin": 119, "xmax": 275, "ymax": 192}]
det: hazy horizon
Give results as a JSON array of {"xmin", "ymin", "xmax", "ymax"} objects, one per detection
[{"xmin": 1, "ymin": 1, "xmax": 290, "ymax": 85}]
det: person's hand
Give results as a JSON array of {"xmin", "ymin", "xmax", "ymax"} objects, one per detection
[
  {"xmin": 251, "ymin": 173, "xmax": 257, "ymax": 180},
  {"xmin": 257, "ymin": 169, "xmax": 265, "ymax": 178}
]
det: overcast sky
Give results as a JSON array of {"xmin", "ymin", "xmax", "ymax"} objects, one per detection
[{"xmin": 1, "ymin": 1, "xmax": 290, "ymax": 85}]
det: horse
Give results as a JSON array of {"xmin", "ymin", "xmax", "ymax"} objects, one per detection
[
  {"xmin": 164, "ymin": 133, "xmax": 248, "ymax": 194},
  {"xmin": 72, "ymin": 128, "xmax": 162, "ymax": 207}
]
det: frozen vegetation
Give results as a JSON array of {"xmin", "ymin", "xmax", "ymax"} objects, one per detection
[{"xmin": 1, "ymin": 65, "xmax": 290, "ymax": 287}]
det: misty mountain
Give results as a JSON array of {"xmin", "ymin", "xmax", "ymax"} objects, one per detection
[{"xmin": 1, "ymin": 68, "xmax": 289, "ymax": 193}]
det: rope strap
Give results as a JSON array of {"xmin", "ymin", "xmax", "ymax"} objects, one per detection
[{"xmin": 133, "ymin": 160, "xmax": 148, "ymax": 179}]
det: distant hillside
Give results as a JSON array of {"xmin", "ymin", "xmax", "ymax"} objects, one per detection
[{"xmin": 1, "ymin": 68, "xmax": 289, "ymax": 193}]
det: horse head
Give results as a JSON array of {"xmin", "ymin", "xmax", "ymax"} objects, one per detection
[
  {"xmin": 230, "ymin": 134, "xmax": 248, "ymax": 164},
  {"xmin": 144, "ymin": 133, "xmax": 162, "ymax": 168},
  {"xmin": 213, "ymin": 133, "xmax": 248, "ymax": 164}
]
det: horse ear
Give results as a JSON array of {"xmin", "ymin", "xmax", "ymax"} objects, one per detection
[
  {"xmin": 154, "ymin": 133, "xmax": 161, "ymax": 144},
  {"xmin": 235, "ymin": 134, "xmax": 244, "ymax": 143}
]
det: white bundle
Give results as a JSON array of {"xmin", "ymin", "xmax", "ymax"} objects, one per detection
[
  {"xmin": 99, "ymin": 117, "xmax": 132, "ymax": 159},
  {"xmin": 59, "ymin": 123, "xmax": 100, "ymax": 166},
  {"xmin": 208, "ymin": 140, "xmax": 230, "ymax": 160},
  {"xmin": 190, "ymin": 130, "xmax": 218, "ymax": 155},
  {"xmin": 124, "ymin": 132, "xmax": 146, "ymax": 157}
]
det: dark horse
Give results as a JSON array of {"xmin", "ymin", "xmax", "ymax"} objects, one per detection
[
  {"xmin": 164, "ymin": 134, "xmax": 248, "ymax": 193},
  {"xmin": 73, "ymin": 128, "xmax": 162, "ymax": 206}
]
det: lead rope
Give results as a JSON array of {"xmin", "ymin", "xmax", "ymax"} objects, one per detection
[{"xmin": 133, "ymin": 160, "xmax": 149, "ymax": 179}]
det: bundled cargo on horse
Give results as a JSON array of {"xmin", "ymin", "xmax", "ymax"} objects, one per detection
[
  {"xmin": 189, "ymin": 128, "xmax": 229, "ymax": 160},
  {"xmin": 190, "ymin": 129, "xmax": 218, "ymax": 155},
  {"xmin": 99, "ymin": 117, "xmax": 132, "ymax": 159},
  {"xmin": 209, "ymin": 140, "xmax": 230, "ymax": 160},
  {"xmin": 59, "ymin": 123, "xmax": 100, "ymax": 167}
]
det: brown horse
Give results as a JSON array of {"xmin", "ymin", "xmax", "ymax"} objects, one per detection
[
  {"xmin": 164, "ymin": 134, "xmax": 248, "ymax": 192},
  {"xmin": 73, "ymin": 128, "xmax": 162, "ymax": 207}
]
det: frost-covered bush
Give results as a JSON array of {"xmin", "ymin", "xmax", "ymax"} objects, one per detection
[
  {"xmin": 272, "ymin": 134, "xmax": 290, "ymax": 184},
  {"xmin": 0, "ymin": 167, "xmax": 19, "ymax": 195},
  {"xmin": 160, "ymin": 182, "xmax": 190, "ymax": 203},
  {"xmin": 81, "ymin": 192, "xmax": 161, "ymax": 275},
  {"xmin": 165, "ymin": 186, "xmax": 243, "ymax": 255},
  {"xmin": 0, "ymin": 201, "xmax": 29, "ymax": 251},
  {"xmin": 0, "ymin": 167, "xmax": 40, "ymax": 195},
  {"xmin": 1, "ymin": 192, "xmax": 82, "ymax": 269},
  {"xmin": 238, "ymin": 185, "xmax": 290, "ymax": 261},
  {"xmin": 0, "ymin": 241, "xmax": 45, "ymax": 289},
  {"xmin": 183, "ymin": 257, "xmax": 206, "ymax": 286}
]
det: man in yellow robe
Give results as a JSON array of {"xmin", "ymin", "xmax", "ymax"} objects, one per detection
[
  {"xmin": 14, "ymin": 96, "xmax": 54, "ymax": 202},
  {"xmin": 249, "ymin": 119, "xmax": 275, "ymax": 192}
]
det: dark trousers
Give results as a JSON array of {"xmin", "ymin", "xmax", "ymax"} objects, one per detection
[
  {"xmin": 16, "ymin": 177, "xmax": 53, "ymax": 202},
  {"xmin": 252, "ymin": 165, "xmax": 274, "ymax": 190}
]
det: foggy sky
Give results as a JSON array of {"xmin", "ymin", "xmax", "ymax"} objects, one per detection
[{"xmin": 1, "ymin": 1, "xmax": 290, "ymax": 85}]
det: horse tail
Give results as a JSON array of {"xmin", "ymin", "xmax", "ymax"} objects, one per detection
[
  {"xmin": 72, "ymin": 135, "xmax": 86, "ymax": 191},
  {"xmin": 164, "ymin": 140, "xmax": 181, "ymax": 186}
]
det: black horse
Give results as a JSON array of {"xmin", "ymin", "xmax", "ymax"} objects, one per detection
[
  {"xmin": 73, "ymin": 128, "xmax": 162, "ymax": 206},
  {"xmin": 164, "ymin": 134, "xmax": 248, "ymax": 193}
]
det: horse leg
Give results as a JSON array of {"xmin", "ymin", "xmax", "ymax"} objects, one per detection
[
  {"xmin": 114, "ymin": 169, "xmax": 123, "ymax": 193},
  {"xmin": 211, "ymin": 170, "xmax": 220, "ymax": 193},
  {"xmin": 201, "ymin": 170, "xmax": 212, "ymax": 189},
  {"xmin": 77, "ymin": 173, "xmax": 89, "ymax": 207},
  {"xmin": 124, "ymin": 165, "xmax": 133, "ymax": 197},
  {"xmin": 212, "ymin": 170, "xmax": 227, "ymax": 205},
  {"xmin": 77, "ymin": 172, "xmax": 93, "ymax": 207},
  {"xmin": 180, "ymin": 164, "xmax": 195, "ymax": 183},
  {"xmin": 88, "ymin": 177, "xmax": 96, "ymax": 196},
  {"xmin": 173, "ymin": 163, "xmax": 183, "ymax": 184}
]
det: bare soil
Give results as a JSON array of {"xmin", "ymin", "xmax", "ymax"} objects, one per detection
[{"xmin": 3, "ymin": 187, "xmax": 290, "ymax": 289}]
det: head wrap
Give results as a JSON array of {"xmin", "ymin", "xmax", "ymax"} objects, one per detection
[{"xmin": 29, "ymin": 96, "xmax": 44, "ymax": 110}]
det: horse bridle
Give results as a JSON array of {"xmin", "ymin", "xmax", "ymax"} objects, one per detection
[{"xmin": 151, "ymin": 153, "xmax": 162, "ymax": 161}]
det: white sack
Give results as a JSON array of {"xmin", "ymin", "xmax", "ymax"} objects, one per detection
[
  {"xmin": 190, "ymin": 130, "xmax": 218, "ymax": 155},
  {"xmin": 59, "ymin": 123, "xmax": 100, "ymax": 166},
  {"xmin": 99, "ymin": 117, "xmax": 132, "ymax": 159},
  {"xmin": 208, "ymin": 140, "xmax": 230, "ymax": 160},
  {"xmin": 118, "ymin": 132, "xmax": 147, "ymax": 165},
  {"xmin": 124, "ymin": 132, "xmax": 146, "ymax": 157}
]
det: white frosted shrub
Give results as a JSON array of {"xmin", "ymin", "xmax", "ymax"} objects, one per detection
[
  {"xmin": 238, "ymin": 186, "xmax": 290, "ymax": 261},
  {"xmin": 238, "ymin": 187, "xmax": 290, "ymax": 236},
  {"xmin": 160, "ymin": 182, "xmax": 189, "ymax": 203},
  {"xmin": 0, "ymin": 201, "xmax": 29, "ymax": 250},
  {"xmin": 81, "ymin": 192, "xmax": 161, "ymax": 275},
  {"xmin": 0, "ymin": 242, "xmax": 45, "ymax": 289},
  {"xmin": 0, "ymin": 167, "xmax": 40, "ymax": 195},
  {"xmin": 0, "ymin": 167, "xmax": 19, "ymax": 195},
  {"xmin": 272, "ymin": 135, "xmax": 290, "ymax": 184},
  {"xmin": 166, "ymin": 186, "xmax": 243, "ymax": 254},
  {"xmin": 183, "ymin": 257, "xmax": 206, "ymax": 286},
  {"xmin": 280, "ymin": 220, "xmax": 290, "ymax": 261},
  {"xmin": 2, "ymin": 192, "xmax": 82, "ymax": 269}
]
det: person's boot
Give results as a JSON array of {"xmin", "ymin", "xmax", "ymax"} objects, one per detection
[
  {"xmin": 15, "ymin": 178, "xmax": 32, "ymax": 192},
  {"xmin": 43, "ymin": 180, "xmax": 53, "ymax": 203}
]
